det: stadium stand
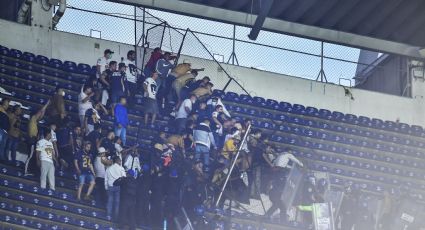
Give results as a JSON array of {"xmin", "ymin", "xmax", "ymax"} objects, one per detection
[{"xmin": 1, "ymin": 42, "xmax": 425, "ymax": 230}]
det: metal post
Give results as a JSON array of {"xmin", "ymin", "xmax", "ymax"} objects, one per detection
[
  {"xmin": 316, "ymin": 41, "xmax": 328, "ymax": 83},
  {"xmin": 227, "ymin": 25, "xmax": 239, "ymax": 65},
  {"xmin": 175, "ymin": 29, "xmax": 188, "ymax": 64},
  {"xmin": 133, "ymin": 6, "xmax": 137, "ymax": 55},
  {"xmin": 215, "ymin": 124, "xmax": 252, "ymax": 207},
  {"xmin": 222, "ymin": 78, "xmax": 232, "ymax": 92},
  {"xmin": 140, "ymin": 7, "xmax": 146, "ymax": 72}
]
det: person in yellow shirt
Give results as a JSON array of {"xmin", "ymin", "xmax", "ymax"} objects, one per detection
[
  {"xmin": 221, "ymin": 135, "xmax": 241, "ymax": 161},
  {"xmin": 25, "ymin": 100, "xmax": 50, "ymax": 176}
]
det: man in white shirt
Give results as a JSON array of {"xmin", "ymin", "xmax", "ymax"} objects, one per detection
[
  {"xmin": 143, "ymin": 72, "xmax": 159, "ymax": 126},
  {"xmin": 78, "ymin": 85, "xmax": 94, "ymax": 128},
  {"xmin": 36, "ymin": 128, "xmax": 56, "ymax": 190},
  {"xmin": 94, "ymin": 147, "xmax": 111, "ymax": 206},
  {"xmin": 97, "ymin": 49, "xmax": 114, "ymax": 78},
  {"xmin": 175, "ymin": 94, "xmax": 197, "ymax": 134},
  {"xmin": 207, "ymin": 97, "xmax": 231, "ymax": 118},
  {"xmin": 122, "ymin": 50, "xmax": 139, "ymax": 107},
  {"xmin": 104, "ymin": 155, "xmax": 126, "ymax": 221},
  {"xmin": 266, "ymin": 148, "xmax": 303, "ymax": 221},
  {"xmin": 273, "ymin": 148, "xmax": 304, "ymax": 169},
  {"xmin": 123, "ymin": 150, "xmax": 141, "ymax": 175}
]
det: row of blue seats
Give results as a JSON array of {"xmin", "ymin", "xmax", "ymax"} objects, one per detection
[
  {"xmin": 213, "ymin": 90, "xmax": 424, "ymax": 138},
  {"xmin": 0, "ymin": 178, "xmax": 101, "ymax": 210},
  {"xmin": 0, "ymin": 201, "xmax": 110, "ymax": 229},
  {"xmin": 1, "ymin": 165, "xmax": 77, "ymax": 191},
  {"xmin": 0, "ymin": 46, "xmax": 96, "ymax": 76},
  {"xmin": 0, "ymin": 211, "xmax": 66, "ymax": 230},
  {"xmin": 0, "ymin": 66, "xmax": 83, "ymax": 92},
  {"xmin": 227, "ymin": 102, "xmax": 425, "ymax": 156},
  {"xmin": 305, "ymin": 154, "xmax": 425, "ymax": 193},
  {"xmin": 262, "ymin": 121, "xmax": 425, "ymax": 161},
  {"xmin": 0, "ymin": 200, "xmax": 111, "ymax": 230},
  {"xmin": 273, "ymin": 134, "xmax": 425, "ymax": 181}
]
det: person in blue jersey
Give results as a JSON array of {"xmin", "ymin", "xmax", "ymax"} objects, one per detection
[
  {"xmin": 110, "ymin": 62, "xmax": 127, "ymax": 113},
  {"xmin": 114, "ymin": 97, "xmax": 128, "ymax": 146},
  {"xmin": 74, "ymin": 141, "xmax": 96, "ymax": 201}
]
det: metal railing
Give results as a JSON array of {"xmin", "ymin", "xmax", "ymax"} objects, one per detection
[{"xmin": 56, "ymin": 0, "xmax": 409, "ymax": 89}]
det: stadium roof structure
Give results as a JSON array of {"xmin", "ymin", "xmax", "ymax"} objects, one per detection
[{"xmin": 109, "ymin": 0, "xmax": 425, "ymax": 59}]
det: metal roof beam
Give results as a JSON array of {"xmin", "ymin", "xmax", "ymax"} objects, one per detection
[{"xmin": 109, "ymin": 0, "xmax": 423, "ymax": 59}]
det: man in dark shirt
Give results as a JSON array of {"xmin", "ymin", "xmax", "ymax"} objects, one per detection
[
  {"xmin": 110, "ymin": 63, "xmax": 127, "ymax": 106},
  {"xmin": 74, "ymin": 141, "xmax": 96, "ymax": 201},
  {"xmin": 0, "ymin": 98, "xmax": 11, "ymax": 162},
  {"xmin": 100, "ymin": 131, "xmax": 116, "ymax": 158},
  {"xmin": 85, "ymin": 123, "xmax": 102, "ymax": 156},
  {"xmin": 99, "ymin": 61, "xmax": 117, "ymax": 106}
]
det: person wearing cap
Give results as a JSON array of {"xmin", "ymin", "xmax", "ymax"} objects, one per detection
[
  {"xmin": 94, "ymin": 147, "xmax": 111, "ymax": 206},
  {"xmin": 74, "ymin": 141, "xmax": 96, "ymax": 201},
  {"xmin": 110, "ymin": 62, "xmax": 127, "ymax": 108},
  {"xmin": 97, "ymin": 49, "xmax": 114, "ymax": 77},
  {"xmin": 105, "ymin": 155, "xmax": 126, "ymax": 221}
]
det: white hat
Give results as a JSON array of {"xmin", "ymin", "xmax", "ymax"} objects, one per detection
[{"xmin": 98, "ymin": 147, "xmax": 107, "ymax": 153}]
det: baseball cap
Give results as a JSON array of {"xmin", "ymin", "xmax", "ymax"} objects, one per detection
[
  {"xmin": 104, "ymin": 49, "xmax": 114, "ymax": 54},
  {"xmin": 98, "ymin": 147, "xmax": 107, "ymax": 154}
]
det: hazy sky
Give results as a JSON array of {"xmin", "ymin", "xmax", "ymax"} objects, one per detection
[{"xmin": 58, "ymin": 0, "xmax": 360, "ymax": 86}]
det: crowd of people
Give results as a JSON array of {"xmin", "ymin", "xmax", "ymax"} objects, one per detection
[{"xmin": 0, "ymin": 47, "xmax": 411, "ymax": 230}]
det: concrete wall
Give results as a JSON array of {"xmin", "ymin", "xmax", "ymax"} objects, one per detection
[{"xmin": 1, "ymin": 19, "xmax": 425, "ymax": 127}]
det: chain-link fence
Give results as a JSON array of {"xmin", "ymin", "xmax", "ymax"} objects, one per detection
[{"xmin": 56, "ymin": 0, "xmax": 409, "ymax": 93}]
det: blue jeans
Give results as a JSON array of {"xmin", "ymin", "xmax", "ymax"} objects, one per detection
[
  {"xmin": 107, "ymin": 186, "xmax": 121, "ymax": 220},
  {"xmin": 0, "ymin": 129, "xmax": 8, "ymax": 161},
  {"xmin": 5, "ymin": 136, "xmax": 18, "ymax": 162},
  {"xmin": 79, "ymin": 173, "xmax": 95, "ymax": 185},
  {"xmin": 114, "ymin": 126, "xmax": 127, "ymax": 146},
  {"xmin": 195, "ymin": 144, "xmax": 210, "ymax": 167}
]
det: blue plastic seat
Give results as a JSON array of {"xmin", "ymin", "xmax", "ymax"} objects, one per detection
[
  {"xmin": 35, "ymin": 55, "xmax": 49, "ymax": 65},
  {"xmin": 305, "ymin": 106, "xmax": 318, "ymax": 116},
  {"xmin": 253, "ymin": 96, "xmax": 265, "ymax": 105},
  {"xmin": 22, "ymin": 52, "xmax": 35, "ymax": 62},
  {"xmin": 8, "ymin": 49, "xmax": 22, "ymax": 59},
  {"xmin": 371, "ymin": 118, "xmax": 384, "ymax": 128},
  {"xmin": 265, "ymin": 99, "xmax": 279, "ymax": 110},
  {"xmin": 48, "ymin": 59, "xmax": 62, "ymax": 69},
  {"xmin": 224, "ymin": 92, "xmax": 239, "ymax": 102},
  {"xmin": 212, "ymin": 89, "xmax": 225, "ymax": 98},
  {"xmin": 239, "ymin": 94, "xmax": 253, "ymax": 104},
  {"xmin": 318, "ymin": 109, "xmax": 331, "ymax": 119},
  {"xmin": 278, "ymin": 101, "xmax": 292, "ymax": 112}
]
